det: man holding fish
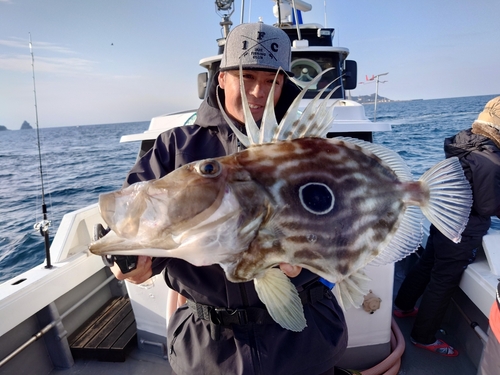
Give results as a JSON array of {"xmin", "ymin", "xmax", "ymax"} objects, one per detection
[
  {"xmin": 92, "ymin": 15, "xmax": 473, "ymax": 374},
  {"xmin": 108, "ymin": 22, "xmax": 349, "ymax": 375}
]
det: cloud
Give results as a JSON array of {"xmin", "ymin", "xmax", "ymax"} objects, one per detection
[
  {"xmin": 0, "ymin": 54, "xmax": 97, "ymax": 74},
  {"xmin": 0, "ymin": 37, "xmax": 96, "ymax": 74},
  {"xmin": 0, "ymin": 37, "xmax": 76, "ymax": 54}
]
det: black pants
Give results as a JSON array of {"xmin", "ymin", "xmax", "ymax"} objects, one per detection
[{"xmin": 394, "ymin": 225, "xmax": 480, "ymax": 344}]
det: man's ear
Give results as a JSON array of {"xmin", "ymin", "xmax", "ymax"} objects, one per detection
[{"xmin": 218, "ymin": 71, "xmax": 226, "ymax": 89}]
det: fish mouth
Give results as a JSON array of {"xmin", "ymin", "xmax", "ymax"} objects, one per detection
[
  {"xmin": 88, "ymin": 179, "xmax": 254, "ymax": 267},
  {"xmin": 88, "ymin": 221, "xmax": 182, "ymax": 256},
  {"xmin": 88, "ymin": 169, "xmax": 229, "ymax": 254}
]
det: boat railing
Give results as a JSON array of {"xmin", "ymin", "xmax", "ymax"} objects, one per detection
[
  {"xmin": 0, "ymin": 274, "xmax": 115, "ymax": 368},
  {"xmin": 49, "ymin": 203, "xmax": 102, "ymax": 262},
  {"xmin": 0, "ymin": 204, "xmax": 109, "ymax": 337}
]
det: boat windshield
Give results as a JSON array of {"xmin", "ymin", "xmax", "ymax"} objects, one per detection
[{"xmin": 290, "ymin": 52, "xmax": 343, "ymax": 99}]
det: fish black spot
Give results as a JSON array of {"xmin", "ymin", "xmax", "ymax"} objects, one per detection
[{"xmin": 299, "ymin": 183, "xmax": 334, "ymax": 215}]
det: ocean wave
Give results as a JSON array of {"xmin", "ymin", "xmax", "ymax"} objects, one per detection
[{"xmin": 2, "ymin": 100, "xmax": 499, "ymax": 282}]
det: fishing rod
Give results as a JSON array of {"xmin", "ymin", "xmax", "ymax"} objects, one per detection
[{"xmin": 29, "ymin": 33, "xmax": 52, "ymax": 269}]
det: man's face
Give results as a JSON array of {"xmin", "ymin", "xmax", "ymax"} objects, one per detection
[{"xmin": 218, "ymin": 70, "xmax": 285, "ymax": 123}]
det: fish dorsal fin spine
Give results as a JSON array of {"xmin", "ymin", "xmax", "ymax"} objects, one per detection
[
  {"xmin": 216, "ymin": 86, "xmax": 250, "ymax": 148},
  {"xmin": 288, "ymin": 80, "xmax": 340, "ymax": 140},
  {"xmin": 218, "ymin": 66, "xmax": 341, "ymax": 147},
  {"xmin": 239, "ymin": 66, "xmax": 261, "ymax": 145},
  {"xmin": 274, "ymin": 68, "xmax": 337, "ymax": 142},
  {"xmin": 302, "ymin": 86, "xmax": 342, "ymax": 139},
  {"xmin": 259, "ymin": 70, "xmax": 281, "ymax": 144}
]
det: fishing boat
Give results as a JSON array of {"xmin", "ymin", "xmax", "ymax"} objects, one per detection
[{"xmin": 0, "ymin": 1, "xmax": 497, "ymax": 374}]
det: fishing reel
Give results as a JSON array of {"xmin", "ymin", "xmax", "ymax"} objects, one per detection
[
  {"xmin": 94, "ymin": 224, "xmax": 138, "ymax": 274},
  {"xmin": 34, "ymin": 219, "xmax": 51, "ymax": 236}
]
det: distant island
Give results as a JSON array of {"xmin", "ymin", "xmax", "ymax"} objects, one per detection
[
  {"xmin": 349, "ymin": 94, "xmax": 393, "ymax": 104},
  {"xmin": 349, "ymin": 93, "xmax": 423, "ymax": 104},
  {"xmin": 0, "ymin": 121, "xmax": 35, "ymax": 131},
  {"xmin": 21, "ymin": 121, "xmax": 33, "ymax": 130}
]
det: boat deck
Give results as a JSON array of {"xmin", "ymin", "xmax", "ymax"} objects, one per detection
[
  {"xmin": 49, "ymin": 346, "xmax": 172, "ymax": 375},
  {"xmin": 49, "ymin": 257, "xmax": 479, "ymax": 375}
]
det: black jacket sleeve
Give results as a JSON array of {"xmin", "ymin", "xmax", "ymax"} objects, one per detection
[
  {"xmin": 123, "ymin": 131, "xmax": 176, "ymax": 187},
  {"xmin": 467, "ymin": 149, "xmax": 500, "ymax": 217}
]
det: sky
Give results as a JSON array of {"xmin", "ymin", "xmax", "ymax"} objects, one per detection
[{"xmin": 1, "ymin": 0, "xmax": 499, "ymax": 129}]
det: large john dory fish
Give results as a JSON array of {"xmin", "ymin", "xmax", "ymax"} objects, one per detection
[{"xmin": 89, "ymin": 69, "xmax": 472, "ymax": 332}]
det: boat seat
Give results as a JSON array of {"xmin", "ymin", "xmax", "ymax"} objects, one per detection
[{"xmin": 68, "ymin": 296, "xmax": 136, "ymax": 362}]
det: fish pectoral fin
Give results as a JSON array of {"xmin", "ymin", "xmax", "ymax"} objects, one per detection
[
  {"xmin": 336, "ymin": 270, "xmax": 371, "ymax": 311},
  {"xmin": 253, "ymin": 268, "xmax": 306, "ymax": 332}
]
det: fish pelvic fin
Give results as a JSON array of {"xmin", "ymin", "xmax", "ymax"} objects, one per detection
[
  {"xmin": 419, "ymin": 157, "xmax": 472, "ymax": 243},
  {"xmin": 336, "ymin": 270, "xmax": 371, "ymax": 310},
  {"xmin": 253, "ymin": 268, "xmax": 306, "ymax": 332}
]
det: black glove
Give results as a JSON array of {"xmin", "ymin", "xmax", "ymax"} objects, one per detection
[{"xmin": 94, "ymin": 224, "xmax": 138, "ymax": 274}]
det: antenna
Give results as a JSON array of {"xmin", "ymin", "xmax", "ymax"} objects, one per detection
[
  {"xmin": 373, "ymin": 72, "xmax": 389, "ymax": 122},
  {"xmin": 358, "ymin": 72, "xmax": 389, "ymax": 122},
  {"xmin": 29, "ymin": 33, "xmax": 52, "ymax": 269},
  {"xmin": 323, "ymin": 0, "xmax": 327, "ymax": 27}
]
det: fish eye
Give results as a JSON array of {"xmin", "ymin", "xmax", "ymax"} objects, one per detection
[
  {"xmin": 299, "ymin": 182, "xmax": 335, "ymax": 215},
  {"xmin": 196, "ymin": 160, "xmax": 222, "ymax": 178}
]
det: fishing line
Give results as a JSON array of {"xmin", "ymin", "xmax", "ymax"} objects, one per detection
[{"xmin": 29, "ymin": 33, "xmax": 52, "ymax": 269}]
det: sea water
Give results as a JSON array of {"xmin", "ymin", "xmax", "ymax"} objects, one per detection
[
  {"xmin": 0, "ymin": 121, "xmax": 149, "ymax": 282},
  {"xmin": 0, "ymin": 94, "xmax": 498, "ymax": 283}
]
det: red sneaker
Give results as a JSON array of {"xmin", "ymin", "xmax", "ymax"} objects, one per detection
[
  {"xmin": 393, "ymin": 307, "xmax": 418, "ymax": 318},
  {"xmin": 411, "ymin": 339, "xmax": 459, "ymax": 357}
]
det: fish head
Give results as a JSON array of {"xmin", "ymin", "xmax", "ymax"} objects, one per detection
[
  {"xmin": 89, "ymin": 156, "xmax": 271, "ymax": 266},
  {"xmin": 101, "ymin": 159, "xmax": 227, "ymax": 238}
]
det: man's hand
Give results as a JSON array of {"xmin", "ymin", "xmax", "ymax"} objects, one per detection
[
  {"xmin": 110, "ymin": 255, "xmax": 153, "ymax": 284},
  {"xmin": 279, "ymin": 263, "xmax": 302, "ymax": 277},
  {"xmin": 109, "ymin": 257, "xmax": 300, "ymax": 282}
]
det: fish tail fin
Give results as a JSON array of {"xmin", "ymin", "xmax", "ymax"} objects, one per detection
[
  {"xmin": 419, "ymin": 157, "xmax": 472, "ymax": 243},
  {"xmin": 336, "ymin": 270, "xmax": 371, "ymax": 310},
  {"xmin": 254, "ymin": 268, "xmax": 306, "ymax": 332}
]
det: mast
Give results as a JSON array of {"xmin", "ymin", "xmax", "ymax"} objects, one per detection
[
  {"xmin": 29, "ymin": 33, "xmax": 52, "ymax": 269},
  {"xmin": 215, "ymin": 0, "xmax": 235, "ymax": 38}
]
